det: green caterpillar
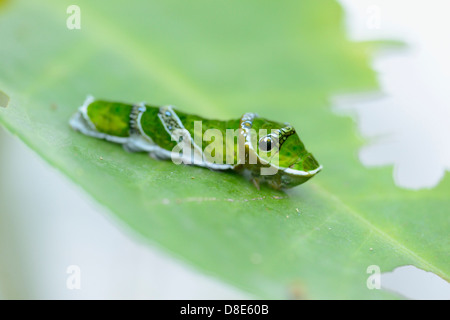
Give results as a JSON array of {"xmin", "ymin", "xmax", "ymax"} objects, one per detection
[{"xmin": 70, "ymin": 96, "xmax": 322, "ymax": 189}]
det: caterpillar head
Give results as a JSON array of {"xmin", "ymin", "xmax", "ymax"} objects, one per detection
[{"xmin": 240, "ymin": 113, "xmax": 322, "ymax": 188}]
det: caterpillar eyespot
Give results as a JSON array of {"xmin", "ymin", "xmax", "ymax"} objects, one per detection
[
  {"xmin": 69, "ymin": 96, "xmax": 322, "ymax": 189},
  {"xmin": 259, "ymin": 135, "xmax": 275, "ymax": 152}
]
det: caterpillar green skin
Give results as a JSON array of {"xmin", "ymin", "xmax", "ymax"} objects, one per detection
[{"xmin": 70, "ymin": 96, "xmax": 322, "ymax": 189}]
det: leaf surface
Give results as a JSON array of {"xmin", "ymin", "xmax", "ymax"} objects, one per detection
[{"xmin": 0, "ymin": 0, "xmax": 448, "ymax": 299}]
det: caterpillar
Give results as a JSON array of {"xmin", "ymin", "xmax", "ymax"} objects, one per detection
[{"xmin": 69, "ymin": 96, "xmax": 322, "ymax": 189}]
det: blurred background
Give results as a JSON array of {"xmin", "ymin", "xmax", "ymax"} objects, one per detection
[{"xmin": 1, "ymin": 0, "xmax": 449, "ymax": 299}]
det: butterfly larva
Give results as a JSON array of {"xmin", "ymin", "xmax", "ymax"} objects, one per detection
[{"xmin": 70, "ymin": 96, "xmax": 322, "ymax": 189}]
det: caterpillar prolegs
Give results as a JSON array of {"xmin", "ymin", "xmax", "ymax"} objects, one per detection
[{"xmin": 70, "ymin": 96, "xmax": 322, "ymax": 189}]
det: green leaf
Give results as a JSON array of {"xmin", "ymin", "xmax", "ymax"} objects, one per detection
[{"xmin": 0, "ymin": 0, "xmax": 448, "ymax": 299}]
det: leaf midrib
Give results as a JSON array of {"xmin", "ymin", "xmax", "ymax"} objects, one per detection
[{"xmin": 312, "ymin": 182, "xmax": 448, "ymax": 280}]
